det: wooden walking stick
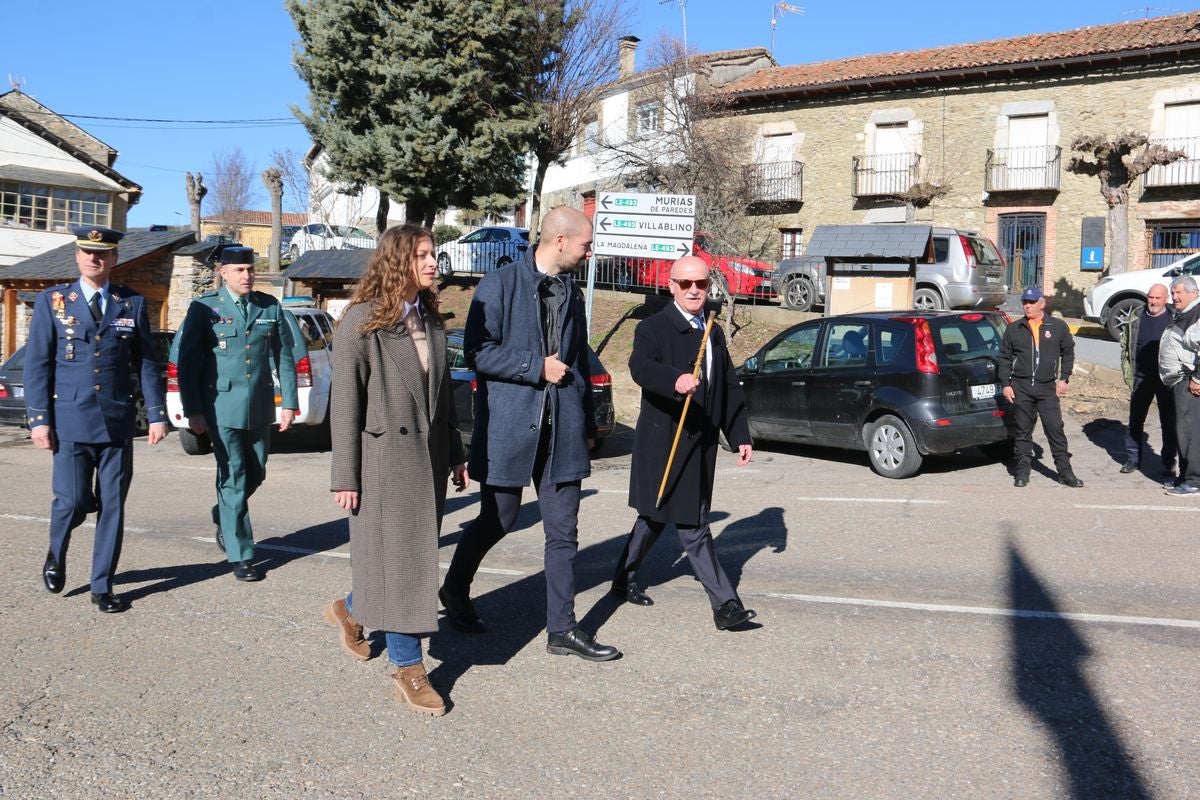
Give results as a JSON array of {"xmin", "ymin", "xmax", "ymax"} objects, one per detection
[{"xmin": 656, "ymin": 310, "xmax": 717, "ymax": 508}]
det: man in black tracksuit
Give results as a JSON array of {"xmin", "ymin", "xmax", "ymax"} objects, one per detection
[{"xmin": 998, "ymin": 286, "xmax": 1083, "ymax": 488}]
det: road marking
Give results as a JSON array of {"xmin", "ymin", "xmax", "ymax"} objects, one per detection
[
  {"xmin": 1076, "ymin": 504, "xmax": 1200, "ymax": 513},
  {"xmin": 191, "ymin": 537, "xmax": 524, "ymax": 576},
  {"xmin": 762, "ymin": 591, "xmax": 1200, "ymax": 630},
  {"xmin": 791, "ymin": 497, "xmax": 947, "ymax": 505},
  {"xmin": 0, "ymin": 512, "xmax": 150, "ymax": 534}
]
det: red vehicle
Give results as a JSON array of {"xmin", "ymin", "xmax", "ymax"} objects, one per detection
[{"xmin": 633, "ymin": 233, "xmax": 776, "ymax": 299}]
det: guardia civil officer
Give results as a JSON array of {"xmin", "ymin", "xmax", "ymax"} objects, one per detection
[
  {"xmin": 171, "ymin": 246, "xmax": 298, "ymax": 581},
  {"xmin": 998, "ymin": 286, "xmax": 1083, "ymax": 488},
  {"xmin": 25, "ymin": 226, "xmax": 169, "ymax": 613}
]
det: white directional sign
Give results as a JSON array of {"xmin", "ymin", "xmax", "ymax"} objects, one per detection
[{"xmin": 592, "ymin": 192, "xmax": 696, "ymax": 261}]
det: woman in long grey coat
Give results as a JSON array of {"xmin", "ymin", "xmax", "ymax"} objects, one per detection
[{"xmin": 323, "ymin": 224, "xmax": 467, "ymax": 717}]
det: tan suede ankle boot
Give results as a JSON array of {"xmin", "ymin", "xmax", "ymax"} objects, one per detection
[
  {"xmin": 392, "ymin": 663, "xmax": 447, "ymax": 716},
  {"xmin": 322, "ymin": 598, "xmax": 370, "ymax": 661}
]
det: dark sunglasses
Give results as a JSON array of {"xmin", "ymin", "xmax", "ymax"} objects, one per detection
[{"xmin": 672, "ymin": 278, "xmax": 710, "ymax": 290}]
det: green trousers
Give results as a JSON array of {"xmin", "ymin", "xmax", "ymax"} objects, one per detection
[{"xmin": 210, "ymin": 425, "xmax": 270, "ymax": 562}]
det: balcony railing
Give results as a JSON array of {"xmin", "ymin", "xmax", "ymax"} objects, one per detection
[
  {"xmin": 745, "ymin": 160, "xmax": 803, "ymax": 203},
  {"xmin": 852, "ymin": 153, "xmax": 920, "ymax": 198},
  {"xmin": 1144, "ymin": 136, "xmax": 1200, "ymax": 187},
  {"xmin": 985, "ymin": 145, "xmax": 1061, "ymax": 191}
]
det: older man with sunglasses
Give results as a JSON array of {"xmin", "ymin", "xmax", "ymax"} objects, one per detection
[{"xmin": 609, "ymin": 255, "xmax": 757, "ymax": 631}]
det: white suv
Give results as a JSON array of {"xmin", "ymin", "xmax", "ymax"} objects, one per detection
[
  {"xmin": 1084, "ymin": 251, "xmax": 1200, "ymax": 339},
  {"xmin": 165, "ymin": 304, "xmax": 335, "ymax": 455},
  {"xmin": 287, "ymin": 223, "xmax": 376, "ymax": 260}
]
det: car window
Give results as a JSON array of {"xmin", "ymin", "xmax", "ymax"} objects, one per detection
[
  {"xmin": 932, "ymin": 314, "xmax": 1005, "ymax": 362},
  {"xmin": 933, "ymin": 237, "xmax": 949, "ymax": 263},
  {"xmin": 447, "ymin": 338, "xmax": 467, "ymax": 370},
  {"xmin": 874, "ymin": 325, "xmax": 912, "ymax": 366},
  {"xmin": 518, "ymin": 231, "xmax": 530, "ymax": 242},
  {"xmin": 293, "ymin": 314, "xmax": 327, "ymax": 351},
  {"xmin": 462, "ymin": 230, "xmax": 488, "ymax": 243},
  {"xmin": 824, "ymin": 323, "xmax": 871, "ymax": 368},
  {"xmin": 313, "ymin": 313, "xmax": 334, "ymax": 342},
  {"xmin": 760, "ymin": 324, "xmax": 819, "ymax": 373},
  {"xmin": 965, "ymin": 235, "xmax": 1003, "ymax": 266},
  {"xmin": 1180, "ymin": 254, "xmax": 1200, "ymax": 275},
  {"xmin": 492, "ymin": 229, "xmax": 510, "ymax": 242}
]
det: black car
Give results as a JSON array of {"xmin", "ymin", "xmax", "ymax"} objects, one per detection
[
  {"xmin": 0, "ymin": 331, "xmax": 174, "ymax": 435},
  {"xmin": 738, "ymin": 310, "xmax": 1014, "ymax": 478},
  {"xmin": 447, "ymin": 329, "xmax": 616, "ymax": 454}
]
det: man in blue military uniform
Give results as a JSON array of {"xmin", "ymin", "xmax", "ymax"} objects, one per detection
[
  {"xmin": 24, "ymin": 226, "xmax": 169, "ymax": 613},
  {"xmin": 171, "ymin": 246, "xmax": 298, "ymax": 582}
]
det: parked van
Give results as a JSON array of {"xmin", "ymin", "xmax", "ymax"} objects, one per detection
[{"xmin": 773, "ymin": 227, "xmax": 1008, "ymax": 312}]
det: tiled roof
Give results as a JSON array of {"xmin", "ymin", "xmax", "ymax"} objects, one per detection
[
  {"xmin": 285, "ymin": 249, "xmax": 371, "ymax": 280},
  {"xmin": 805, "ymin": 225, "xmax": 932, "ymax": 260},
  {"xmin": 722, "ymin": 11, "xmax": 1200, "ymax": 98},
  {"xmin": 0, "ymin": 231, "xmax": 196, "ymax": 281},
  {"xmin": 201, "ymin": 210, "xmax": 308, "ymax": 226}
]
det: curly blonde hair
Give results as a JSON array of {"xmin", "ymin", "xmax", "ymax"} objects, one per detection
[{"xmin": 350, "ymin": 224, "xmax": 441, "ymax": 334}]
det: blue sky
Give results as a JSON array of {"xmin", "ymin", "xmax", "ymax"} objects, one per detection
[{"xmin": 1, "ymin": 0, "xmax": 1187, "ymax": 227}]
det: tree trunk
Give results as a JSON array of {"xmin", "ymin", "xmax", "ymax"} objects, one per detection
[
  {"xmin": 1108, "ymin": 201, "xmax": 1130, "ymax": 275},
  {"xmin": 404, "ymin": 199, "xmax": 428, "ymax": 225},
  {"xmin": 262, "ymin": 168, "xmax": 283, "ymax": 272},
  {"xmin": 529, "ymin": 157, "xmax": 548, "ymax": 235},
  {"xmin": 375, "ymin": 192, "xmax": 390, "ymax": 237}
]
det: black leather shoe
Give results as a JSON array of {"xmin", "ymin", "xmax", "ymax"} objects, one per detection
[
  {"xmin": 1014, "ymin": 475, "xmax": 1029, "ymax": 488},
  {"xmin": 232, "ymin": 561, "xmax": 261, "ymax": 582},
  {"xmin": 1059, "ymin": 471, "xmax": 1085, "ymax": 488},
  {"xmin": 42, "ymin": 551, "xmax": 65, "ymax": 594},
  {"xmin": 611, "ymin": 581, "xmax": 654, "ymax": 606},
  {"xmin": 215, "ymin": 528, "xmax": 226, "ymax": 553},
  {"xmin": 714, "ymin": 599, "xmax": 756, "ymax": 630},
  {"xmin": 546, "ymin": 627, "xmax": 620, "ymax": 661},
  {"xmin": 439, "ymin": 588, "xmax": 486, "ymax": 634},
  {"xmin": 1120, "ymin": 461, "xmax": 1138, "ymax": 474},
  {"xmin": 90, "ymin": 592, "xmax": 127, "ymax": 613}
]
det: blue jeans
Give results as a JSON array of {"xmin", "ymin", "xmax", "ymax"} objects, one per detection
[{"xmin": 344, "ymin": 592, "xmax": 422, "ymax": 667}]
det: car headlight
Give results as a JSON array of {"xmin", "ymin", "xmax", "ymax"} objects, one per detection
[{"xmin": 729, "ymin": 261, "xmax": 755, "ymax": 275}]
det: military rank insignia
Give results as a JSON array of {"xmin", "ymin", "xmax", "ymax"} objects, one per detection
[
  {"xmin": 67, "ymin": 291, "xmax": 79, "ymax": 302},
  {"xmin": 51, "ymin": 292, "xmax": 65, "ymax": 320}
]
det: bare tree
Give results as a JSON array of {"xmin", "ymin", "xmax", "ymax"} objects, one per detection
[
  {"xmin": 208, "ymin": 147, "xmax": 260, "ymax": 237},
  {"xmin": 1067, "ymin": 133, "xmax": 1187, "ymax": 275},
  {"xmin": 185, "ymin": 172, "xmax": 206, "ymax": 237},
  {"xmin": 262, "ymin": 168, "xmax": 283, "ymax": 271},
  {"xmin": 526, "ymin": 0, "xmax": 627, "ymax": 232},
  {"xmin": 598, "ymin": 36, "xmax": 781, "ymax": 329},
  {"xmin": 270, "ymin": 147, "xmax": 310, "ymax": 216}
]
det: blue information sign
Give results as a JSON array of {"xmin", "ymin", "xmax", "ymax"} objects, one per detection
[{"xmin": 1081, "ymin": 247, "xmax": 1104, "ymax": 271}]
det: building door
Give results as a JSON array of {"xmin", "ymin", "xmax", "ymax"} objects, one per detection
[
  {"xmin": 870, "ymin": 123, "xmax": 910, "ymax": 195},
  {"xmin": 998, "ymin": 213, "xmax": 1046, "ymax": 291},
  {"xmin": 581, "ymin": 191, "xmax": 596, "ymax": 221}
]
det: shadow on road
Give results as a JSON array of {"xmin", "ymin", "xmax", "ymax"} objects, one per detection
[
  {"xmin": 1008, "ymin": 542, "xmax": 1151, "ymax": 799},
  {"xmin": 1081, "ymin": 417, "xmax": 1130, "ymax": 467}
]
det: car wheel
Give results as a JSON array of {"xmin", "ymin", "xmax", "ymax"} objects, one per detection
[
  {"xmin": 782, "ymin": 276, "xmax": 816, "ymax": 312},
  {"xmin": 289, "ymin": 245, "xmax": 300, "ymax": 260},
  {"xmin": 178, "ymin": 427, "xmax": 212, "ymax": 456},
  {"xmin": 437, "ymin": 253, "xmax": 452, "ymax": 278},
  {"xmin": 913, "ymin": 287, "xmax": 944, "ymax": 311},
  {"xmin": 1105, "ymin": 297, "xmax": 1145, "ymax": 340},
  {"xmin": 864, "ymin": 414, "xmax": 923, "ymax": 479}
]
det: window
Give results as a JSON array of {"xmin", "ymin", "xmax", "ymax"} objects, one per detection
[
  {"xmin": 761, "ymin": 324, "xmax": 819, "ymax": 373},
  {"xmin": 874, "ymin": 326, "xmax": 912, "ymax": 366},
  {"xmin": 823, "ymin": 323, "xmax": 871, "ymax": 367},
  {"xmin": 0, "ymin": 182, "xmax": 111, "ymax": 232},
  {"xmin": 931, "ymin": 316, "xmax": 1005, "ymax": 362},
  {"xmin": 581, "ymin": 119, "xmax": 599, "ymax": 153},
  {"xmin": 780, "ymin": 228, "xmax": 804, "ymax": 260},
  {"xmin": 636, "ymin": 102, "xmax": 660, "ymax": 135}
]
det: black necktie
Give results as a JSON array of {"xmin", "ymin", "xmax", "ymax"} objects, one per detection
[{"xmin": 89, "ymin": 292, "xmax": 103, "ymax": 322}]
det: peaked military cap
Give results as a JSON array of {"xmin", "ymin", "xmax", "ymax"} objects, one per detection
[
  {"xmin": 73, "ymin": 226, "xmax": 124, "ymax": 251},
  {"xmin": 219, "ymin": 246, "xmax": 256, "ymax": 265}
]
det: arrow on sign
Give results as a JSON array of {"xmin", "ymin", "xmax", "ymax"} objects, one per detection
[
  {"xmin": 599, "ymin": 217, "xmax": 610, "ymax": 232},
  {"xmin": 677, "ymin": 242, "xmax": 691, "ymax": 257},
  {"xmin": 601, "ymin": 195, "xmax": 611, "ymax": 210}
]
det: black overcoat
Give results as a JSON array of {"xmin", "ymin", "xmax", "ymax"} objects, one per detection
[{"xmin": 627, "ymin": 305, "xmax": 751, "ymax": 525}]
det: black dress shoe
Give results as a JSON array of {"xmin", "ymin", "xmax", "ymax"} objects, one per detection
[
  {"xmin": 611, "ymin": 581, "xmax": 654, "ymax": 606},
  {"xmin": 216, "ymin": 528, "xmax": 226, "ymax": 553},
  {"xmin": 232, "ymin": 561, "xmax": 261, "ymax": 582},
  {"xmin": 42, "ymin": 551, "xmax": 65, "ymax": 594},
  {"xmin": 438, "ymin": 588, "xmax": 486, "ymax": 634},
  {"xmin": 1059, "ymin": 471, "xmax": 1085, "ymax": 488},
  {"xmin": 546, "ymin": 627, "xmax": 621, "ymax": 661},
  {"xmin": 90, "ymin": 592, "xmax": 127, "ymax": 613},
  {"xmin": 713, "ymin": 599, "xmax": 756, "ymax": 631},
  {"xmin": 1119, "ymin": 461, "xmax": 1138, "ymax": 474},
  {"xmin": 1014, "ymin": 475, "xmax": 1029, "ymax": 488}
]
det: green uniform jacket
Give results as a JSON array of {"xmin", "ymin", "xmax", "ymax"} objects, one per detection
[{"xmin": 172, "ymin": 288, "xmax": 298, "ymax": 430}]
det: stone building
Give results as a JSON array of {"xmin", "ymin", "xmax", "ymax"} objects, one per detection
[{"xmin": 711, "ymin": 11, "xmax": 1200, "ymax": 311}]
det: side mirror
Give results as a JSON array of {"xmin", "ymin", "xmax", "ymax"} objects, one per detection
[
  {"xmin": 1168, "ymin": 268, "xmax": 1182, "ymax": 277},
  {"xmin": 742, "ymin": 356, "xmax": 759, "ymax": 373}
]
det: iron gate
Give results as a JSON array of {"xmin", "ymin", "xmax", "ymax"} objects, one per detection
[{"xmin": 998, "ymin": 213, "xmax": 1046, "ymax": 291}]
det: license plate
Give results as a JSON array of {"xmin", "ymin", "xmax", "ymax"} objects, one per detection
[
  {"xmin": 985, "ymin": 276, "xmax": 1000, "ymax": 284},
  {"xmin": 13, "ymin": 386, "xmax": 23, "ymax": 398},
  {"xmin": 971, "ymin": 383, "xmax": 997, "ymax": 400}
]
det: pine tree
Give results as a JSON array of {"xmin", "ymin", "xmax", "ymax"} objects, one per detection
[{"xmin": 288, "ymin": 0, "xmax": 543, "ymax": 230}]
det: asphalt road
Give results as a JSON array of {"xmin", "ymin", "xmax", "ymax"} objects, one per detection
[{"xmin": 0, "ymin": 410, "xmax": 1196, "ymax": 799}]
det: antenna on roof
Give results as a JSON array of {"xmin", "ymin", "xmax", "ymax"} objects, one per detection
[
  {"xmin": 771, "ymin": 3, "xmax": 804, "ymax": 56},
  {"xmin": 1121, "ymin": 6, "xmax": 1181, "ymax": 17},
  {"xmin": 659, "ymin": 0, "xmax": 688, "ymax": 51},
  {"xmin": 8, "ymin": 74, "xmax": 26, "ymax": 91}
]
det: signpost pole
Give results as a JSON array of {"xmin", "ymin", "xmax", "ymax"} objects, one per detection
[{"xmin": 584, "ymin": 251, "xmax": 598, "ymax": 339}]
